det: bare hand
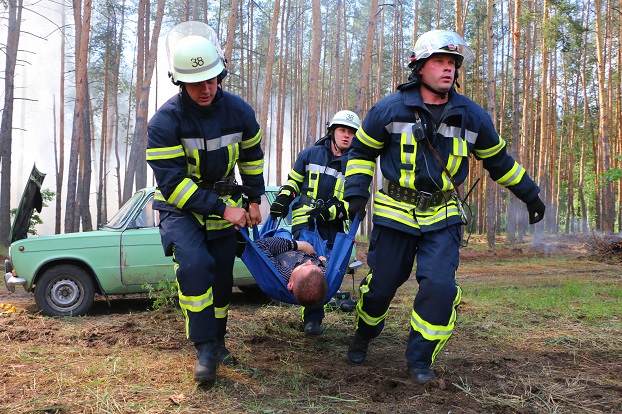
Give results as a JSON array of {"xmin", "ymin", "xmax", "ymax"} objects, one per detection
[
  {"xmin": 223, "ymin": 206, "xmax": 248, "ymax": 230},
  {"xmin": 247, "ymin": 202, "xmax": 262, "ymax": 227},
  {"xmin": 296, "ymin": 241, "xmax": 316, "ymax": 255}
]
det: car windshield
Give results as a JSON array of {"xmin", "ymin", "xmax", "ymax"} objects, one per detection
[{"xmin": 103, "ymin": 191, "xmax": 145, "ymax": 230}]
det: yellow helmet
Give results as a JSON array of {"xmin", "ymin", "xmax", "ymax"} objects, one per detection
[{"xmin": 166, "ymin": 21, "xmax": 226, "ymax": 84}]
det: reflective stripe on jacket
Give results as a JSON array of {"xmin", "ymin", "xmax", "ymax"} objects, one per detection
[
  {"xmin": 282, "ymin": 139, "xmax": 348, "ymax": 232},
  {"xmin": 146, "ymin": 88, "xmax": 264, "ymax": 231},
  {"xmin": 344, "ymin": 87, "xmax": 540, "ymax": 235}
]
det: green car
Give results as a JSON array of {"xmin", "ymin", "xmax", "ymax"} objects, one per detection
[{"xmin": 3, "ymin": 171, "xmax": 287, "ymax": 316}]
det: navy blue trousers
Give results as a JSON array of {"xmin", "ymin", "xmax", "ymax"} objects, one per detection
[
  {"xmin": 357, "ymin": 223, "xmax": 462, "ymax": 369},
  {"xmin": 159, "ymin": 211, "xmax": 236, "ymax": 344}
]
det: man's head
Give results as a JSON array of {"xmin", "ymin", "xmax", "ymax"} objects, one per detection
[
  {"xmin": 327, "ymin": 110, "xmax": 360, "ymax": 155},
  {"xmin": 288, "ymin": 261, "xmax": 328, "ymax": 307},
  {"xmin": 406, "ymin": 30, "xmax": 474, "ymax": 98}
]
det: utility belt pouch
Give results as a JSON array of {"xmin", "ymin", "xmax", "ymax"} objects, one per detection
[{"xmin": 416, "ymin": 191, "xmax": 434, "ymax": 211}]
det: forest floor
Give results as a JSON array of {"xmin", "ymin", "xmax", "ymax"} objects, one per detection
[{"xmin": 1, "ymin": 233, "xmax": 621, "ymax": 413}]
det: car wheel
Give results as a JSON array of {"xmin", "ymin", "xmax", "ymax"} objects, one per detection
[{"xmin": 34, "ymin": 265, "xmax": 95, "ymax": 317}]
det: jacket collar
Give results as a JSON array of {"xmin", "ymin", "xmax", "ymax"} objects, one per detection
[
  {"xmin": 180, "ymin": 87, "xmax": 224, "ymax": 115},
  {"xmin": 401, "ymin": 86, "xmax": 467, "ymax": 110}
]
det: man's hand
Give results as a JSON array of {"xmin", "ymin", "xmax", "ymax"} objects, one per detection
[
  {"xmin": 270, "ymin": 193, "xmax": 294, "ymax": 218},
  {"xmin": 527, "ymin": 196, "xmax": 546, "ymax": 224},
  {"xmin": 346, "ymin": 196, "xmax": 368, "ymax": 221},
  {"xmin": 247, "ymin": 202, "xmax": 262, "ymax": 227},
  {"xmin": 223, "ymin": 206, "xmax": 248, "ymax": 230},
  {"xmin": 296, "ymin": 240, "xmax": 316, "ymax": 255}
]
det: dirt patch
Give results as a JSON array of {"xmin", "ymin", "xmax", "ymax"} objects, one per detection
[{"xmin": 1, "ymin": 235, "xmax": 621, "ymax": 413}]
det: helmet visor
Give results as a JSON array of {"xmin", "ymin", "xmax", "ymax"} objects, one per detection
[{"xmin": 166, "ymin": 21, "xmax": 225, "ymax": 80}]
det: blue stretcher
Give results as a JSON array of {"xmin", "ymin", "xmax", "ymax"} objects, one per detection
[{"xmin": 239, "ymin": 215, "xmax": 360, "ymax": 305}]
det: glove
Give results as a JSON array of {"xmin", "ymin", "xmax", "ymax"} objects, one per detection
[
  {"xmin": 308, "ymin": 199, "xmax": 347, "ymax": 224},
  {"xmin": 526, "ymin": 196, "xmax": 546, "ymax": 224},
  {"xmin": 307, "ymin": 204, "xmax": 330, "ymax": 224},
  {"xmin": 346, "ymin": 196, "xmax": 368, "ymax": 221},
  {"xmin": 270, "ymin": 192, "xmax": 294, "ymax": 218}
]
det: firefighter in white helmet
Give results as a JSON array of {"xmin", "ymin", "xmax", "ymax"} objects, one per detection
[
  {"xmin": 146, "ymin": 21, "xmax": 265, "ymax": 384},
  {"xmin": 344, "ymin": 29, "xmax": 545, "ymax": 385},
  {"xmin": 269, "ymin": 109, "xmax": 361, "ymax": 336}
]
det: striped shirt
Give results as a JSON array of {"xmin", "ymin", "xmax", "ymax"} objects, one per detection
[{"xmin": 255, "ymin": 237, "xmax": 327, "ymax": 282}]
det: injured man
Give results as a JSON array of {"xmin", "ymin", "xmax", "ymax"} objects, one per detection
[{"xmin": 254, "ymin": 237, "xmax": 328, "ymax": 307}]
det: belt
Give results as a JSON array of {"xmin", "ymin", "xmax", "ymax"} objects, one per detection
[
  {"xmin": 197, "ymin": 174, "xmax": 233, "ymax": 190},
  {"xmin": 382, "ymin": 180, "xmax": 453, "ymax": 211},
  {"xmin": 197, "ymin": 175, "xmax": 249, "ymax": 196}
]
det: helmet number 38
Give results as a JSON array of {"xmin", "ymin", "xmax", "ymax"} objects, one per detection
[{"xmin": 191, "ymin": 57, "xmax": 204, "ymax": 68}]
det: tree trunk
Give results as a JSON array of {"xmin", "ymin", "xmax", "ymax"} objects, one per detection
[
  {"xmin": 594, "ymin": 0, "xmax": 614, "ymax": 233},
  {"xmin": 122, "ymin": 0, "xmax": 165, "ymax": 203},
  {"xmin": 305, "ymin": 1, "xmax": 321, "ymax": 147},
  {"xmin": 354, "ymin": 0, "xmax": 378, "ymax": 118},
  {"xmin": 274, "ymin": 0, "xmax": 290, "ymax": 186},
  {"xmin": 506, "ymin": 0, "xmax": 521, "ymax": 245},
  {"xmin": 259, "ymin": 0, "xmax": 281, "ymax": 152},
  {"xmin": 0, "ymin": 0, "xmax": 24, "ymax": 246},
  {"xmin": 222, "ymin": 0, "xmax": 240, "ymax": 89},
  {"xmin": 485, "ymin": 0, "xmax": 496, "ymax": 248},
  {"xmin": 65, "ymin": 0, "xmax": 92, "ymax": 233}
]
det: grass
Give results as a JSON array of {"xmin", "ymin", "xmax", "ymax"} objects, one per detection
[
  {"xmin": 465, "ymin": 276, "xmax": 621, "ymax": 321},
  {"xmin": 2, "ymin": 238, "xmax": 621, "ymax": 413}
]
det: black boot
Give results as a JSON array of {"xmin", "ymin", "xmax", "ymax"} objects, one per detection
[
  {"xmin": 194, "ymin": 340, "xmax": 218, "ymax": 383},
  {"xmin": 304, "ymin": 321, "xmax": 323, "ymax": 336},
  {"xmin": 409, "ymin": 367, "xmax": 436, "ymax": 385},
  {"xmin": 217, "ymin": 338, "xmax": 238, "ymax": 366},
  {"xmin": 347, "ymin": 331, "xmax": 371, "ymax": 364}
]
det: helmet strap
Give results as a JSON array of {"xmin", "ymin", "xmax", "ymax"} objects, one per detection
[{"xmin": 421, "ymin": 81, "xmax": 450, "ymax": 100}]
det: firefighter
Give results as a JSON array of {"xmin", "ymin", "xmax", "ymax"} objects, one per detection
[
  {"xmin": 344, "ymin": 30, "xmax": 546, "ymax": 384},
  {"xmin": 146, "ymin": 21, "xmax": 265, "ymax": 384},
  {"xmin": 269, "ymin": 110, "xmax": 360, "ymax": 336}
]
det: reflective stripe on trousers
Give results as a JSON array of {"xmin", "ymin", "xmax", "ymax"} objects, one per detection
[
  {"xmin": 354, "ymin": 223, "xmax": 462, "ymax": 368},
  {"xmin": 159, "ymin": 212, "xmax": 237, "ymax": 343}
]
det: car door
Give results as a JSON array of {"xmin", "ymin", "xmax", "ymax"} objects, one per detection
[{"xmin": 120, "ymin": 196, "xmax": 175, "ymax": 286}]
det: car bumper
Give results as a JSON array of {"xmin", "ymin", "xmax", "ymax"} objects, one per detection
[{"xmin": 3, "ymin": 259, "xmax": 26, "ymax": 293}]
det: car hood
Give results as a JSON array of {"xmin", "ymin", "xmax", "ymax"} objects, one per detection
[
  {"xmin": 10, "ymin": 164, "xmax": 47, "ymax": 244},
  {"xmin": 10, "ymin": 229, "xmax": 124, "ymax": 253}
]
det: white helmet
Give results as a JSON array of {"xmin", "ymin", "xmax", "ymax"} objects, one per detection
[
  {"xmin": 329, "ymin": 110, "xmax": 360, "ymax": 131},
  {"xmin": 410, "ymin": 30, "xmax": 474, "ymax": 69},
  {"xmin": 166, "ymin": 21, "xmax": 226, "ymax": 84}
]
